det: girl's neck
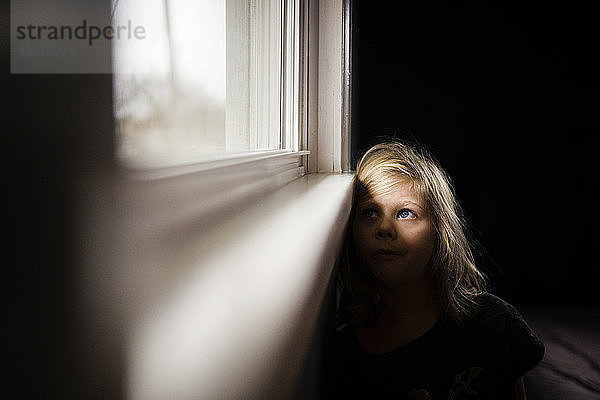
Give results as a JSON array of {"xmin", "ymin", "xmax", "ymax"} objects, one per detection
[
  {"xmin": 355, "ymin": 281, "xmax": 441, "ymax": 354},
  {"xmin": 377, "ymin": 279, "xmax": 439, "ymax": 323}
]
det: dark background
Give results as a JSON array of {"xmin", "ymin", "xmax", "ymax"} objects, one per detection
[{"xmin": 351, "ymin": 1, "xmax": 600, "ymax": 306}]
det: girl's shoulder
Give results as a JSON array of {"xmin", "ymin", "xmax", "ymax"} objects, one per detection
[
  {"xmin": 472, "ymin": 292, "xmax": 519, "ymax": 316},
  {"xmin": 466, "ymin": 292, "xmax": 533, "ymax": 334},
  {"xmin": 466, "ymin": 292, "xmax": 545, "ymax": 379},
  {"xmin": 469, "ymin": 292, "xmax": 531, "ymax": 325}
]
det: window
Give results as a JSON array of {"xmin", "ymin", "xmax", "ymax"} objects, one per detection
[{"xmin": 112, "ymin": 0, "xmax": 301, "ymax": 168}]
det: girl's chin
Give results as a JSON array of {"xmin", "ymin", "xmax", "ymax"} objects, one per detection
[{"xmin": 369, "ymin": 264, "xmax": 428, "ymax": 288}]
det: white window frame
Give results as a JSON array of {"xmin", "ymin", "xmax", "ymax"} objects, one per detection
[{"xmin": 120, "ymin": 0, "xmax": 350, "ymax": 183}]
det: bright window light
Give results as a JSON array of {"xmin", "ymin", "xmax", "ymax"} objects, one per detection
[{"xmin": 112, "ymin": 0, "xmax": 287, "ymax": 168}]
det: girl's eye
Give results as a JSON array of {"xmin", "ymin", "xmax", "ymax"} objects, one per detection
[
  {"xmin": 364, "ymin": 209, "xmax": 378, "ymax": 219},
  {"xmin": 397, "ymin": 209, "xmax": 416, "ymax": 219}
]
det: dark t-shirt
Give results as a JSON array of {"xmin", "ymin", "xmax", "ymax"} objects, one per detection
[{"xmin": 331, "ymin": 293, "xmax": 545, "ymax": 400}]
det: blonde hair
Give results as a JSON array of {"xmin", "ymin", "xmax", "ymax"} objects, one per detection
[{"xmin": 339, "ymin": 141, "xmax": 487, "ymax": 326}]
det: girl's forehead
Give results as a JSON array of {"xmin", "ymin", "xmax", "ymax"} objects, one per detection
[
  {"xmin": 361, "ymin": 178, "xmax": 423, "ymax": 198},
  {"xmin": 358, "ymin": 181, "xmax": 427, "ymax": 207}
]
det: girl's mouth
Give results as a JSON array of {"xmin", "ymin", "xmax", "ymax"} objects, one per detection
[{"xmin": 375, "ymin": 249, "xmax": 403, "ymax": 256}]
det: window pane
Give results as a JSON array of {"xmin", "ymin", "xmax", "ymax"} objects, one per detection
[{"xmin": 113, "ymin": 0, "xmax": 284, "ymax": 167}]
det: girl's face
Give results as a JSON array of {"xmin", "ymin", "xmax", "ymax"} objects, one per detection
[{"xmin": 352, "ymin": 182, "xmax": 436, "ymax": 289}]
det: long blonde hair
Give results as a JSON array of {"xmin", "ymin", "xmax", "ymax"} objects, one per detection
[{"xmin": 339, "ymin": 141, "xmax": 487, "ymax": 326}]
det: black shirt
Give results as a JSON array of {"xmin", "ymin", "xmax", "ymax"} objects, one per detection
[{"xmin": 332, "ymin": 293, "xmax": 545, "ymax": 399}]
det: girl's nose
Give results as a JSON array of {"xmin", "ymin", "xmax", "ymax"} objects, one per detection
[{"xmin": 376, "ymin": 218, "xmax": 397, "ymax": 240}]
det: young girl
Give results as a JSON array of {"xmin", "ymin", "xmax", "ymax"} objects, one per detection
[{"xmin": 332, "ymin": 141, "xmax": 544, "ymax": 400}]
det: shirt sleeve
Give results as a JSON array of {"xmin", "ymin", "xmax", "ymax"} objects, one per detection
[{"xmin": 504, "ymin": 302, "xmax": 545, "ymax": 379}]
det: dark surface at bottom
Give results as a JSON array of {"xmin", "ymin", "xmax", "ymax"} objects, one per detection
[{"xmin": 520, "ymin": 305, "xmax": 600, "ymax": 400}]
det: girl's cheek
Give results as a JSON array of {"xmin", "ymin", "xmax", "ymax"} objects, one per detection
[{"xmin": 352, "ymin": 224, "xmax": 370, "ymax": 254}]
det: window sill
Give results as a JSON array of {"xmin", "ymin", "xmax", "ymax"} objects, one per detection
[
  {"xmin": 110, "ymin": 150, "xmax": 312, "ymax": 239},
  {"xmin": 122, "ymin": 149, "xmax": 310, "ymax": 180}
]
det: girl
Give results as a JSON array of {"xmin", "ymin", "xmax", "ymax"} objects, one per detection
[{"xmin": 333, "ymin": 141, "xmax": 544, "ymax": 399}]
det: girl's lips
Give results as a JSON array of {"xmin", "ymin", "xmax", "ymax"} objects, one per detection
[{"xmin": 374, "ymin": 249, "xmax": 403, "ymax": 256}]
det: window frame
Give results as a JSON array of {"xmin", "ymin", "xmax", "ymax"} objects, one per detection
[{"xmin": 115, "ymin": 0, "xmax": 350, "ymax": 183}]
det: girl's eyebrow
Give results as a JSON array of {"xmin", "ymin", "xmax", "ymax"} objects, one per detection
[
  {"xmin": 359, "ymin": 199, "xmax": 425, "ymax": 211},
  {"xmin": 358, "ymin": 200, "xmax": 378, "ymax": 209},
  {"xmin": 400, "ymin": 200, "xmax": 425, "ymax": 211}
]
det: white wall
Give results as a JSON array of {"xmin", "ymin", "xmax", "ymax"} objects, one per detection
[{"xmin": 80, "ymin": 171, "xmax": 353, "ymax": 400}]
